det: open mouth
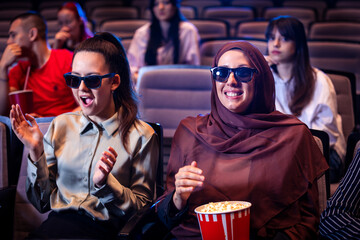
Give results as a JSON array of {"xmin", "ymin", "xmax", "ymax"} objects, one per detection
[{"xmin": 80, "ymin": 96, "xmax": 94, "ymax": 107}]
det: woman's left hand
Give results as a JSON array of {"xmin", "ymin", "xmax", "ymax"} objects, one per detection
[{"xmin": 93, "ymin": 147, "xmax": 118, "ymax": 188}]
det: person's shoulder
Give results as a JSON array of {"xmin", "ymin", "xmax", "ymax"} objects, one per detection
[
  {"xmin": 41, "ymin": 112, "xmax": 82, "ymax": 137},
  {"xmin": 52, "ymin": 111, "xmax": 82, "ymax": 127},
  {"xmin": 178, "ymin": 114, "xmax": 207, "ymax": 132},
  {"xmin": 312, "ymin": 67, "xmax": 335, "ymax": 91},
  {"xmin": 133, "ymin": 119, "xmax": 156, "ymax": 139},
  {"xmin": 135, "ymin": 22, "xmax": 151, "ymax": 35},
  {"xmin": 10, "ymin": 60, "xmax": 30, "ymax": 72},
  {"xmin": 313, "ymin": 68, "xmax": 332, "ymax": 84}
]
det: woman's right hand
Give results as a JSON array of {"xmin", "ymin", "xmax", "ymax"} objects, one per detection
[
  {"xmin": 264, "ymin": 55, "xmax": 278, "ymax": 67},
  {"xmin": 53, "ymin": 27, "xmax": 71, "ymax": 49},
  {"xmin": 10, "ymin": 104, "xmax": 44, "ymax": 160},
  {"xmin": 173, "ymin": 161, "xmax": 205, "ymax": 210}
]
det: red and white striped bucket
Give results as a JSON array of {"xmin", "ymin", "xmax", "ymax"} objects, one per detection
[{"xmin": 195, "ymin": 201, "xmax": 251, "ymax": 240}]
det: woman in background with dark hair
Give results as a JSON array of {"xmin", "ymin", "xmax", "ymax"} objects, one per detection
[
  {"xmin": 128, "ymin": 0, "xmax": 200, "ymax": 84},
  {"xmin": 10, "ymin": 32, "xmax": 158, "ymax": 239},
  {"xmin": 54, "ymin": 2, "xmax": 93, "ymax": 51},
  {"xmin": 265, "ymin": 16, "xmax": 345, "ymax": 183}
]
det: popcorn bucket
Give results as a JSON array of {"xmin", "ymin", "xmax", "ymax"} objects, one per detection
[
  {"xmin": 9, "ymin": 90, "xmax": 33, "ymax": 114},
  {"xmin": 195, "ymin": 201, "xmax": 251, "ymax": 240}
]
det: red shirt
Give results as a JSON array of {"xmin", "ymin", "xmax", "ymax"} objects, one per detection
[{"xmin": 9, "ymin": 49, "xmax": 78, "ymax": 117}]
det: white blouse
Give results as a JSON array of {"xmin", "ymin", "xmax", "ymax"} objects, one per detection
[{"xmin": 274, "ymin": 68, "xmax": 346, "ymax": 160}]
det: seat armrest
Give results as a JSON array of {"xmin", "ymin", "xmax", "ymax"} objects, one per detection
[
  {"xmin": 118, "ymin": 202, "xmax": 169, "ymax": 240},
  {"xmin": 0, "ymin": 186, "xmax": 16, "ymax": 240},
  {"xmin": 118, "ymin": 203, "xmax": 153, "ymax": 239}
]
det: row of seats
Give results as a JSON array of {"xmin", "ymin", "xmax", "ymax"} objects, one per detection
[
  {"xmin": 93, "ymin": 18, "xmax": 360, "ymax": 42},
  {"xmin": 1, "ymin": 2, "xmax": 360, "ymax": 33},
  {"xmin": 54, "ymin": 6, "xmax": 360, "ymax": 33}
]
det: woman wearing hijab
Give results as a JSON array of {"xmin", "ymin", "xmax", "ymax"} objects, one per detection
[{"xmin": 156, "ymin": 41, "xmax": 328, "ymax": 239}]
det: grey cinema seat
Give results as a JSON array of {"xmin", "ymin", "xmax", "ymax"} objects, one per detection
[
  {"xmin": 308, "ymin": 22, "xmax": 360, "ymax": 42},
  {"xmin": 100, "ymin": 19, "xmax": 149, "ymax": 39},
  {"xmin": 202, "ymin": 6, "xmax": 255, "ymax": 37},
  {"xmin": 200, "ymin": 38, "xmax": 267, "ymax": 66},
  {"xmin": 136, "ymin": 65, "xmax": 212, "ymax": 138},
  {"xmin": 308, "ymin": 40, "xmax": 360, "ymax": 94},
  {"xmin": 263, "ymin": 7, "xmax": 316, "ymax": 34},
  {"xmin": 235, "ymin": 20, "xmax": 269, "ymax": 39},
  {"xmin": 189, "ymin": 19, "xmax": 230, "ymax": 39}
]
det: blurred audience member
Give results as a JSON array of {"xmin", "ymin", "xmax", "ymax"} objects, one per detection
[
  {"xmin": 53, "ymin": 2, "xmax": 93, "ymax": 51},
  {"xmin": 0, "ymin": 11, "xmax": 78, "ymax": 117},
  {"xmin": 265, "ymin": 16, "xmax": 345, "ymax": 183},
  {"xmin": 128, "ymin": 0, "xmax": 200, "ymax": 84}
]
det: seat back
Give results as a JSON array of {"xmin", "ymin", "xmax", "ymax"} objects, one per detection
[
  {"xmin": 308, "ymin": 40, "xmax": 360, "ymax": 94},
  {"xmin": 0, "ymin": 20, "xmax": 9, "ymax": 37},
  {"xmin": 345, "ymin": 132, "xmax": 360, "ymax": 172},
  {"xmin": 0, "ymin": 8, "xmax": 31, "ymax": 21},
  {"xmin": 200, "ymin": 38, "xmax": 267, "ymax": 66},
  {"xmin": 325, "ymin": 8, "xmax": 360, "ymax": 22},
  {"xmin": 322, "ymin": 70, "xmax": 356, "ymax": 141},
  {"xmin": 231, "ymin": 0, "xmax": 274, "ymax": 18},
  {"xmin": 182, "ymin": 0, "xmax": 222, "ymax": 17},
  {"xmin": 13, "ymin": 117, "xmax": 54, "ymax": 240},
  {"xmin": 235, "ymin": 20, "xmax": 268, "ymax": 39},
  {"xmin": 90, "ymin": 6, "xmax": 140, "ymax": 31},
  {"xmin": 137, "ymin": 65, "xmax": 212, "ymax": 138},
  {"xmin": 308, "ymin": 22, "xmax": 360, "ymax": 42},
  {"xmin": 0, "ymin": 118, "xmax": 9, "ymax": 188},
  {"xmin": 202, "ymin": 6, "xmax": 255, "ymax": 37},
  {"xmin": 145, "ymin": 122, "xmax": 164, "ymax": 198},
  {"xmin": 282, "ymin": 0, "xmax": 327, "ymax": 20},
  {"xmin": 310, "ymin": 129, "xmax": 330, "ymax": 214},
  {"xmin": 46, "ymin": 19, "xmax": 59, "ymax": 40},
  {"xmin": 121, "ymin": 37, "xmax": 133, "ymax": 53},
  {"xmin": 40, "ymin": 7, "xmax": 59, "ymax": 21},
  {"xmin": 100, "ymin": 19, "xmax": 149, "ymax": 39},
  {"xmin": 85, "ymin": 0, "xmax": 126, "ymax": 18},
  {"xmin": 143, "ymin": 6, "xmax": 198, "ymax": 19},
  {"xmin": 189, "ymin": 19, "xmax": 229, "ymax": 39},
  {"xmin": 336, "ymin": 1, "xmax": 360, "ymax": 8},
  {"xmin": 263, "ymin": 7, "xmax": 316, "ymax": 33}
]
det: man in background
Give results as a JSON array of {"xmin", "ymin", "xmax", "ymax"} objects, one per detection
[{"xmin": 0, "ymin": 11, "xmax": 78, "ymax": 117}]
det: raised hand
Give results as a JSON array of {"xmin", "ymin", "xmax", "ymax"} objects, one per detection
[
  {"xmin": 53, "ymin": 26, "xmax": 71, "ymax": 49},
  {"xmin": 264, "ymin": 55, "xmax": 278, "ymax": 67},
  {"xmin": 9, "ymin": 104, "xmax": 44, "ymax": 160},
  {"xmin": 173, "ymin": 161, "xmax": 205, "ymax": 210},
  {"xmin": 93, "ymin": 147, "xmax": 118, "ymax": 188},
  {"xmin": 0, "ymin": 43, "xmax": 22, "ymax": 68}
]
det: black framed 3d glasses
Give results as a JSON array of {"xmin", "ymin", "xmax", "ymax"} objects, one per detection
[
  {"xmin": 210, "ymin": 67, "xmax": 258, "ymax": 83},
  {"xmin": 64, "ymin": 73, "xmax": 116, "ymax": 89}
]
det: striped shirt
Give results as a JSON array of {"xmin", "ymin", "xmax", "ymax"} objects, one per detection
[{"xmin": 319, "ymin": 148, "xmax": 360, "ymax": 239}]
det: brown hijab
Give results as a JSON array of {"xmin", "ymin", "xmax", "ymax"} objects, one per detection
[{"xmin": 181, "ymin": 41, "xmax": 327, "ymax": 234}]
